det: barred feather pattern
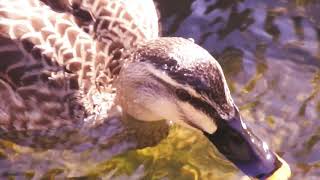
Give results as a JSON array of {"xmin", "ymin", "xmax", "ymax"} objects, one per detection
[
  {"xmin": 79, "ymin": 0, "xmax": 159, "ymax": 43},
  {"xmin": 40, "ymin": 0, "xmax": 159, "ymax": 45},
  {"xmin": 0, "ymin": 0, "xmax": 159, "ymax": 132}
]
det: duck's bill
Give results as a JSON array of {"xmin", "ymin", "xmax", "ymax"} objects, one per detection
[{"xmin": 203, "ymin": 110, "xmax": 291, "ymax": 179}]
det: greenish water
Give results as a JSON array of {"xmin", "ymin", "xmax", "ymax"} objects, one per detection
[
  {"xmin": 155, "ymin": 0, "xmax": 320, "ymax": 179},
  {"xmin": 1, "ymin": 0, "xmax": 320, "ymax": 179}
]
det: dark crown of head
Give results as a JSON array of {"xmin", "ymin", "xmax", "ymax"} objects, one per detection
[{"xmin": 132, "ymin": 37, "xmax": 232, "ymax": 114}]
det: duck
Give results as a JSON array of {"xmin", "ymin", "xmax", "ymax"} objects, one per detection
[{"xmin": 0, "ymin": 0, "xmax": 291, "ymax": 179}]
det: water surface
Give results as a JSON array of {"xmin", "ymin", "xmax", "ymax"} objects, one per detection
[
  {"xmin": 156, "ymin": 0, "xmax": 320, "ymax": 179},
  {"xmin": 1, "ymin": 0, "xmax": 319, "ymax": 179}
]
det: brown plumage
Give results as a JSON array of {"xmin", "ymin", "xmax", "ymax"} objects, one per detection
[{"xmin": 0, "ymin": 0, "xmax": 159, "ymax": 131}]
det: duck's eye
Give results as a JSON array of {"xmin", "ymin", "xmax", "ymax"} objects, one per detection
[{"xmin": 176, "ymin": 89, "xmax": 192, "ymax": 101}]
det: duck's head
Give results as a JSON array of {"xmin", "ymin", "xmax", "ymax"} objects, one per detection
[{"xmin": 116, "ymin": 37, "xmax": 290, "ymax": 179}]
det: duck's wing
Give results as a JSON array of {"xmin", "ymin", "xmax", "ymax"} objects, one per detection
[
  {"xmin": 40, "ymin": 0, "xmax": 160, "ymax": 46},
  {"xmin": 79, "ymin": 0, "xmax": 160, "ymax": 44},
  {"xmin": 0, "ymin": 0, "xmax": 168, "ymax": 153},
  {"xmin": 0, "ymin": 0, "xmax": 114, "ymax": 131},
  {"xmin": 0, "ymin": 0, "xmax": 159, "ymax": 130}
]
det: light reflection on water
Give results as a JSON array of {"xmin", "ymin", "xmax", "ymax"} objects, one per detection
[
  {"xmin": 156, "ymin": 0, "xmax": 320, "ymax": 179},
  {"xmin": 1, "ymin": 0, "xmax": 320, "ymax": 179}
]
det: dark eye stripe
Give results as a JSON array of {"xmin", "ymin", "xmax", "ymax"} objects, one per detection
[
  {"xmin": 187, "ymin": 93, "xmax": 219, "ymax": 119},
  {"xmin": 150, "ymin": 73, "xmax": 220, "ymax": 120},
  {"xmin": 175, "ymin": 89, "xmax": 191, "ymax": 101}
]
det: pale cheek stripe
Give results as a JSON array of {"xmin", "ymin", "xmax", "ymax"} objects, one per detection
[
  {"xmin": 145, "ymin": 64, "xmax": 221, "ymax": 132},
  {"xmin": 145, "ymin": 63, "xmax": 203, "ymax": 99},
  {"xmin": 146, "ymin": 62, "xmax": 234, "ymax": 118}
]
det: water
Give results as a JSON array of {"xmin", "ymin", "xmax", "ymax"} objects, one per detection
[
  {"xmin": 155, "ymin": 0, "xmax": 320, "ymax": 179},
  {"xmin": 1, "ymin": 0, "xmax": 320, "ymax": 179}
]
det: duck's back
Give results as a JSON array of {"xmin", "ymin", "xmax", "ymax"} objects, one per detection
[
  {"xmin": 40, "ymin": 0, "xmax": 159, "ymax": 47},
  {"xmin": 0, "ymin": 0, "xmax": 159, "ymax": 132}
]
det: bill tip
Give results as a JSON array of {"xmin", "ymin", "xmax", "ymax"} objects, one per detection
[{"xmin": 266, "ymin": 154, "xmax": 291, "ymax": 180}]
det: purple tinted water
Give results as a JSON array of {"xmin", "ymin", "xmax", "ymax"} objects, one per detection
[{"xmin": 156, "ymin": 0, "xmax": 320, "ymax": 179}]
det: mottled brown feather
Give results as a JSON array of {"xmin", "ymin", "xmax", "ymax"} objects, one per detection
[{"xmin": 0, "ymin": 0, "xmax": 159, "ymax": 132}]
